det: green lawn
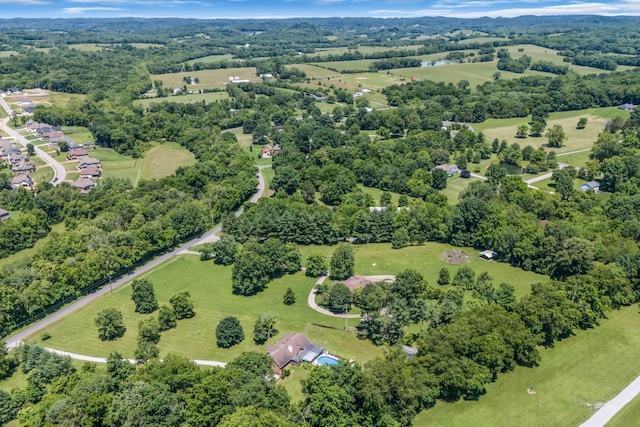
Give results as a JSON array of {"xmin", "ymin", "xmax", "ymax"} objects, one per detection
[
  {"xmin": 93, "ymin": 143, "xmax": 195, "ymax": 185},
  {"xmin": 152, "ymin": 67, "xmax": 259, "ymax": 91},
  {"xmin": 475, "ymin": 107, "xmax": 630, "ymax": 154},
  {"xmin": 607, "ymin": 390, "xmax": 640, "ymax": 426},
  {"xmin": 440, "ymin": 175, "xmax": 484, "ymax": 204},
  {"xmin": 139, "ymin": 142, "xmax": 196, "ymax": 181},
  {"xmin": 134, "ymin": 91, "xmax": 229, "ymax": 109},
  {"xmin": 298, "ymin": 242, "xmax": 547, "ymax": 298},
  {"xmin": 416, "ymin": 306, "xmax": 640, "ymax": 427},
  {"xmin": 0, "ymin": 367, "xmax": 28, "ymax": 392},
  {"xmin": 0, "ymin": 222, "xmax": 65, "ymax": 271},
  {"xmin": 280, "ymin": 365, "xmax": 310, "ymax": 403},
  {"xmin": 182, "ymin": 54, "xmax": 235, "ymax": 65},
  {"xmin": 286, "ymin": 63, "xmax": 342, "ymax": 79},
  {"xmin": 28, "ymin": 255, "xmax": 383, "ymax": 363},
  {"xmin": 32, "ymin": 165, "xmax": 54, "ymax": 186}
]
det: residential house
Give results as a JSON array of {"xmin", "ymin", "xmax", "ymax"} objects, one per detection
[
  {"xmin": 352, "ymin": 91, "xmax": 364, "ymax": 98},
  {"xmin": 260, "ymin": 73, "xmax": 274, "ymax": 80},
  {"xmin": 13, "ymin": 97, "xmax": 32, "ymax": 106},
  {"xmin": 0, "ymin": 208, "xmax": 9, "ymax": 221},
  {"xmin": 67, "ymin": 148, "xmax": 88, "ymax": 160},
  {"xmin": 580, "ymin": 181, "xmax": 600, "ymax": 193},
  {"xmin": 6, "ymin": 88, "xmax": 21, "ymax": 95},
  {"xmin": 80, "ymin": 166, "xmax": 102, "ymax": 179},
  {"xmin": 22, "ymin": 105, "xmax": 36, "ymax": 115},
  {"xmin": 70, "ymin": 178, "xmax": 96, "ymax": 193},
  {"xmin": 433, "ymin": 164, "xmax": 460, "ymax": 176},
  {"xmin": 12, "ymin": 160, "xmax": 35, "ymax": 175},
  {"xmin": 0, "ymin": 141, "xmax": 20, "ymax": 160},
  {"xmin": 362, "ymin": 88, "xmax": 372, "ymax": 94},
  {"xmin": 41, "ymin": 130, "xmax": 64, "ymax": 141},
  {"xmin": 9, "ymin": 153, "xmax": 28, "ymax": 166},
  {"xmin": 306, "ymin": 93, "xmax": 326, "ymax": 102},
  {"xmin": 267, "ymin": 333, "xmax": 325, "ymax": 373},
  {"xmin": 619, "ymin": 103, "xmax": 637, "ymax": 111},
  {"xmin": 78, "ymin": 157, "xmax": 101, "ymax": 169},
  {"xmin": 261, "ymin": 144, "xmax": 281, "ymax": 158},
  {"xmin": 11, "ymin": 174, "xmax": 33, "ymax": 189},
  {"xmin": 67, "ymin": 141, "xmax": 83, "ymax": 150}
]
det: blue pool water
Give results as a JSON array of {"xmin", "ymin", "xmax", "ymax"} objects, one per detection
[{"xmin": 316, "ymin": 355, "xmax": 339, "ymax": 366}]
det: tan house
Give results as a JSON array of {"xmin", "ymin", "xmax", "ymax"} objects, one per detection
[
  {"xmin": 67, "ymin": 148, "xmax": 88, "ymax": 160},
  {"xmin": 70, "ymin": 178, "xmax": 96, "ymax": 193},
  {"xmin": 78, "ymin": 157, "xmax": 101, "ymax": 169}
]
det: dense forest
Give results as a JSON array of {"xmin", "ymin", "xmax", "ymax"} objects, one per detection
[{"xmin": 1, "ymin": 15, "xmax": 640, "ymax": 427}]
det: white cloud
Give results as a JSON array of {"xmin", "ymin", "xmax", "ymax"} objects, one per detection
[
  {"xmin": 63, "ymin": 6, "xmax": 122, "ymax": 13},
  {"xmin": 0, "ymin": 0, "xmax": 48, "ymax": 4},
  {"xmin": 369, "ymin": 1, "xmax": 640, "ymax": 17}
]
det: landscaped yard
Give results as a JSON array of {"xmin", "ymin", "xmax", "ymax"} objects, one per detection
[
  {"xmin": 415, "ymin": 305, "xmax": 640, "ymax": 427},
  {"xmin": 27, "ymin": 255, "xmax": 383, "ymax": 364},
  {"xmin": 298, "ymin": 242, "xmax": 547, "ymax": 298}
]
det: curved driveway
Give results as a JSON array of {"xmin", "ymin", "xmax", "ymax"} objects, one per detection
[
  {"xmin": 0, "ymin": 96, "xmax": 66, "ymax": 185},
  {"xmin": 6, "ymin": 165, "xmax": 271, "ymax": 350}
]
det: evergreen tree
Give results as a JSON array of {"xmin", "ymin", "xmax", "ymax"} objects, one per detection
[
  {"xmin": 283, "ymin": 287, "xmax": 296, "ymax": 305},
  {"xmin": 437, "ymin": 268, "xmax": 451, "ymax": 286}
]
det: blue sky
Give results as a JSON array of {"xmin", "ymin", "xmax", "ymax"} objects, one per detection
[{"xmin": 2, "ymin": 0, "xmax": 640, "ymax": 19}]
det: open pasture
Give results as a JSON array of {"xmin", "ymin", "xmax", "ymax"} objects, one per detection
[
  {"xmin": 134, "ymin": 91, "xmax": 229, "ymax": 109},
  {"xmin": 152, "ymin": 67, "xmax": 259, "ymax": 90},
  {"xmin": 475, "ymin": 107, "xmax": 630, "ymax": 154},
  {"xmin": 415, "ymin": 306, "xmax": 640, "ymax": 427}
]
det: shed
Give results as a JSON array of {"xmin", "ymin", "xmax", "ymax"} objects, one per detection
[
  {"xmin": 0, "ymin": 208, "xmax": 9, "ymax": 221},
  {"xmin": 402, "ymin": 345, "xmax": 419, "ymax": 358},
  {"xmin": 479, "ymin": 250, "xmax": 497, "ymax": 260}
]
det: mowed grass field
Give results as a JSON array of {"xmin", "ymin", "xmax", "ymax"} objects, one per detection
[
  {"xmin": 475, "ymin": 107, "xmax": 631, "ymax": 154},
  {"xmin": 607, "ymin": 392, "xmax": 640, "ymax": 426},
  {"xmin": 28, "ymin": 255, "xmax": 383, "ymax": 363},
  {"xmin": 183, "ymin": 54, "xmax": 235, "ymax": 64},
  {"xmin": 152, "ymin": 67, "xmax": 259, "ymax": 90},
  {"xmin": 298, "ymin": 242, "xmax": 547, "ymax": 298},
  {"xmin": 95, "ymin": 142, "xmax": 195, "ymax": 185},
  {"xmin": 134, "ymin": 91, "xmax": 229, "ymax": 109},
  {"xmin": 26, "ymin": 243, "xmax": 544, "ymax": 363},
  {"xmin": 285, "ymin": 63, "xmax": 342, "ymax": 79},
  {"xmin": 415, "ymin": 305, "xmax": 640, "ymax": 427}
]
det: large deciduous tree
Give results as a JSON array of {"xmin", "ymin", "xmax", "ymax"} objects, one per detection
[
  {"xmin": 131, "ymin": 279, "xmax": 159, "ymax": 314},
  {"xmin": 305, "ymin": 253, "xmax": 328, "ymax": 277},
  {"xmin": 545, "ymin": 124, "xmax": 567, "ymax": 148},
  {"xmin": 94, "ymin": 308, "xmax": 126, "ymax": 341},
  {"xmin": 253, "ymin": 313, "xmax": 278, "ymax": 345},
  {"xmin": 330, "ymin": 244, "xmax": 354, "ymax": 280},
  {"xmin": 169, "ymin": 291, "xmax": 195, "ymax": 319}
]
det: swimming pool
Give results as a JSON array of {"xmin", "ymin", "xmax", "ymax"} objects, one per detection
[{"xmin": 316, "ymin": 355, "xmax": 339, "ymax": 366}]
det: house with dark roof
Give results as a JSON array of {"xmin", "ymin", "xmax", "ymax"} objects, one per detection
[
  {"xmin": 267, "ymin": 333, "xmax": 325, "ymax": 371},
  {"xmin": 79, "ymin": 157, "xmax": 101, "ymax": 169},
  {"xmin": 70, "ymin": 178, "xmax": 96, "ymax": 193},
  {"xmin": 80, "ymin": 166, "xmax": 102, "ymax": 179},
  {"xmin": 67, "ymin": 148, "xmax": 88, "ymax": 160},
  {"xmin": 619, "ymin": 103, "xmax": 637, "ymax": 111},
  {"xmin": 0, "ymin": 142, "xmax": 20, "ymax": 160},
  {"xmin": 12, "ymin": 160, "xmax": 35, "ymax": 175},
  {"xmin": 0, "ymin": 208, "xmax": 9, "ymax": 221},
  {"xmin": 11, "ymin": 174, "xmax": 33, "ymax": 189}
]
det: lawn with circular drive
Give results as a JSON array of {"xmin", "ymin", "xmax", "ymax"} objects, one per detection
[{"xmin": 30, "ymin": 242, "xmax": 546, "ymax": 363}]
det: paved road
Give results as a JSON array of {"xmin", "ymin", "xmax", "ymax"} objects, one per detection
[
  {"xmin": 6, "ymin": 165, "xmax": 271, "ymax": 349},
  {"xmin": 470, "ymin": 172, "xmax": 487, "ymax": 181},
  {"xmin": 177, "ymin": 164, "xmax": 270, "ymax": 252},
  {"xmin": 524, "ymin": 163, "xmax": 571, "ymax": 185},
  {"xmin": 0, "ymin": 96, "xmax": 67, "ymax": 185},
  {"xmin": 579, "ymin": 375, "xmax": 640, "ymax": 427}
]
